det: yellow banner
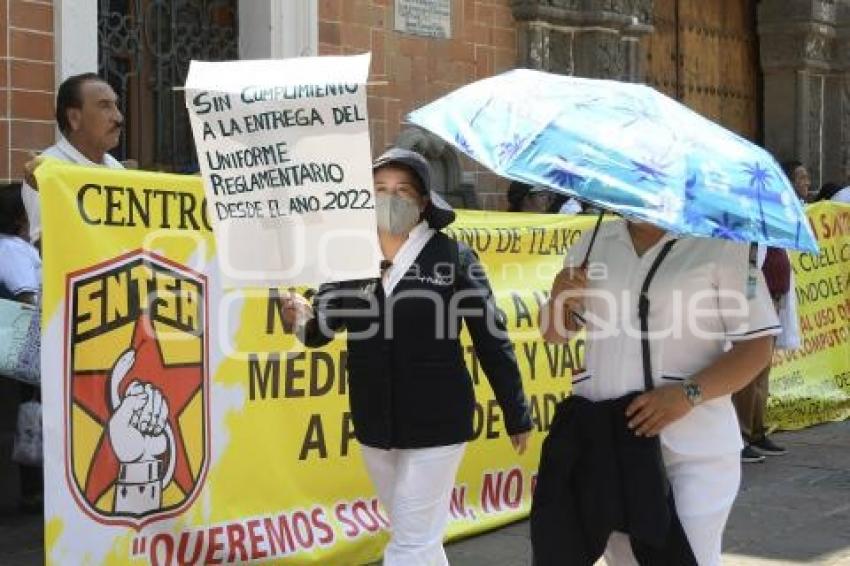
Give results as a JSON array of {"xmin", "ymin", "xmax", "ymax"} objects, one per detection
[
  {"xmin": 37, "ymin": 161, "xmax": 850, "ymax": 565},
  {"xmin": 766, "ymin": 202, "xmax": 850, "ymax": 430}
]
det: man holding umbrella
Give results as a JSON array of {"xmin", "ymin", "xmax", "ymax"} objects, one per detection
[
  {"xmin": 537, "ymin": 219, "xmax": 779, "ymax": 564},
  {"xmin": 408, "ymin": 69, "xmax": 818, "ymax": 566}
]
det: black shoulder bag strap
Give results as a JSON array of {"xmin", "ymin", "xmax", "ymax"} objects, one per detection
[{"xmin": 638, "ymin": 239, "xmax": 677, "ymax": 392}]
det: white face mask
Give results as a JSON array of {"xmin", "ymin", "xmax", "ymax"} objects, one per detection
[{"xmin": 375, "ymin": 193, "xmax": 422, "ymax": 235}]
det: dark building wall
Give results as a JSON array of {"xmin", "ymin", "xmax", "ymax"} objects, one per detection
[{"xmin": 759, "ymin": 0, "xmax": 850, "ymax": 191}]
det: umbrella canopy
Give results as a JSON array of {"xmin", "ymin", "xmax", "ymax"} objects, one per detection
[{"xmin": 407, "ymin": 69, "xmax": 818, "ymax": 252}]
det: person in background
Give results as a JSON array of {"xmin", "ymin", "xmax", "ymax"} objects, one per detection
[
  {"xmin": 550, "ymin": 192, "xmax": 584, "ymax": 215},
  {"xmin": 815, "ymin": 182, "xmax": 850, "ymax": 204},
  {"xmin": 507, "ymin": 181, "xmax": 551, "ymax": 212},
  {"xmin": 282, "ymin": 149, "xmax": 532, "ymax": 565},
  {"xmin": 507, "ymin": 182, "xmax": 585, "ymax": 214},
  {"xmin": 733, "ymin": 245, "xmax": 799, "ymax": 463},
  {"xmin": 0, "ymin": 183, "xmax": 38, "ymax": 306},
  {"xmin": 0, "ymin": 183, "xmax": 42, "ymax": 511},
  {"xmin": 22, "ymin": 72, "xmax": 124, "ymax": 250},
  {"xmin": 833, "ymin": 187, "xmax": 850, "ymax": 203},
  {"xmin": 547, "ymin": 192, "xmax": 584, "ymax": 214},
  {"xmin": 547, "ymin": 192, "xmax": 568, "ymax": 213},
  {"xmin": 815, "ymin": 183, "xmax": 842, "ymax": 202},
  {"xmin": 781, "ymin": 161, "xmax": 812, "ymax": 203}
]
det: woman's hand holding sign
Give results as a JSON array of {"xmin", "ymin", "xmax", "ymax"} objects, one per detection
[
  {"xmin": 510, "ymin": 431, "xmax": 531, "ymax": 455},
  {"xmin": 280, "ymin": 290, "xmax": 314, "ymax": 333}
]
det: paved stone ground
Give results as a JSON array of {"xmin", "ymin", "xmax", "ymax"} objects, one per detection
[
  {"xmin": 0, "ymin": 511, "xmax": 41, "ymax": 565},
  {"xmin": 1, "ymin": 421, "xmax": 847, "ymax": 565},
  {"xmin": 445, "ymin": 420, "xmax": 850, "ymax": 566}
]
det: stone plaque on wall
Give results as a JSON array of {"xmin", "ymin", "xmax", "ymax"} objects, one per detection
[{"xmin": 394, "ymin": 0, "xmax": 452, "ymax": 39}]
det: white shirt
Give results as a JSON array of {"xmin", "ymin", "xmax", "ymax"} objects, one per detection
[
  {"xmin": 381, "ymin": 221, "xmax": 435, "ymax": 296},
  {"xmin": 0, "ymin": 235, "xmax": 41, "ymax": 300},
  {"xmin": 756, "ymin": 245, "xmax": 800, "ymax": 350},
  {"xmin": 564, "ymin": 220, "xmax": 780, "ymax": 456},
  {"xmin": 22, "ymin": 135, "xmax": 124, "ymax": 243},
  {"xmin": 832, "ymin": 187, "xmax": 850, "ymax": 203},
  {"xmin": 558, "ymin": 198, "xmax": 583, "ymax": 215}
]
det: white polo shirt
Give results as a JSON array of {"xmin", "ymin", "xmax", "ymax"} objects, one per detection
[
  {"xmin": 564, "ymin": 220, "xmax": 780, "ymax": 456},
  {"xmin": 832, "ymin": 187, "xmax": 850, "ymax": 204},
  {"xmin": 558, "ymin": 197, "xmax": 583, "ymax": 215},
  {"xmin": 21, "ymin": 135, "xmax": 123, "ymax": 243},
  {"xmin": 0, "ymin": 235, "xmax": 41, "ymax": 300}
]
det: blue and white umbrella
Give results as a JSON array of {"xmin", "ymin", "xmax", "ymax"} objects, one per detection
[{"xmin": 407, "ymin": 69, "xmax": 818, "ymax": 252}]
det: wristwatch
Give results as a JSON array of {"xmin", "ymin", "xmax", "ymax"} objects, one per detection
[{"xmin": 682, "ymin": 379, "xmax": 703, "ymax": 407}]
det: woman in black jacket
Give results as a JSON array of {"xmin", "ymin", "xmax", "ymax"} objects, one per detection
[{"xmin": 281, "ymin": 148, "xmax": 532, "ymax": 565}]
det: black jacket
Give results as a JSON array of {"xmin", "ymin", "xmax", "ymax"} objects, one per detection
[
  {"xmin": 531, "ymin": 394, "xmax": 695, "ymax": 566},
  {"xmin": 299, "ymin": 232, "xmax": 532, "ymax": 449}
]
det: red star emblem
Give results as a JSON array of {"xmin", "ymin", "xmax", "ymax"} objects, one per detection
[{"xmin": 71, "ymin": 314, "xmax": 204, "ymax": 508}]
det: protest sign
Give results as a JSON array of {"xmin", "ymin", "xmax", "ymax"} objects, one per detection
[
  {"xmin": 767, "ymin": 202, "xmax": 850, "ymax": 430},
  {"xmin": 185, "ymin": 54, "xmax": 380, "ymax": 287}
]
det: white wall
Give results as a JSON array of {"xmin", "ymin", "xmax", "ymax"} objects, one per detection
[
  {"xmin": 272, "ymin": 0, "xmax": 318, "ymax": 58},
  {"xmin": 54, "ymin": 0, "xmax": 98, "ymax": 81},
  {"xmin": 238, "ymin": 0, "xmax": 272, "ymax": 59},
  {"xmin": 240, "ymin": 0, "xmax": 318, "ymax": 59}
]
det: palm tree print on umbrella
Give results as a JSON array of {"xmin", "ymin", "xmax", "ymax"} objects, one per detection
[
  {"xmin": 497, "ymin": 134, "xmax": 529, "ymax": 166},
  {"xmin": 572, "ymin": 96, "xmax": 606, "ymax": 112},
  {"xmin": 611, "ymin": 95, "xmax": 665, "ymax": 131},
  {"xmin": 630, "ymin": 155, "xmax": 672, "ymax": 185},
  {"xmin": 682, "ymin": 173, "xmax": 706, "ymax": 228},
  {"xmin": 454, "ymin": 132, "xmax": 476, "ymax": 158},
  {"xmin": 794, "ymin": 220, "xmax": 804, "ymax": 249},
  {"xmin": 742, "ymin": 161, "xmax": 774, "ymax": 239},
  {"xmin": 542, "ymin": 156, "xmax": 588, "ymax": 191},
  {"xmin": 711, "ymin": 212, "xmax": 751, "ymax": 241}
]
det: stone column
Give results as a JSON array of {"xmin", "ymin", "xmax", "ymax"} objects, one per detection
[
  {"xmin": 758, "ymin": 0, "xmax": 843, "ymax": 191},
  {"xmin": 833, "ymin": 2, "xmax": 850, "ymax": 185},
  {"xmin": 511, "ymin": 0, "xmax": 654, "ymax": 81}
]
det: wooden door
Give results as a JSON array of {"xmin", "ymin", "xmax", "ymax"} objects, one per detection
[{"xmin": 641, "ymin": 0, "xmax": 761, "ymax": 141}]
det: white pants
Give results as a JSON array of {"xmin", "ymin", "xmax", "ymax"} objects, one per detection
[
  {"xmin": 360, "ymin": 443, "xmax": 466, "ymax": 566},
  {"xmin": 604, "ymin": 449, "xmax": 741, "ymax": 566}
]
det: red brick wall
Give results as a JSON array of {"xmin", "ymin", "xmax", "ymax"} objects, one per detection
[
  {"xmin": 318, "ymin": 0, "xmax": 518, "ymax": 208},
  {"xmin": 1, "ymin": 0, "xmax": 55, "ymax": 183}
]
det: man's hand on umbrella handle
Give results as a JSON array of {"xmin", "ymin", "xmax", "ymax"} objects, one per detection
[
  {"xmin": 24, "ymin": 153, "xmax": 45, "ymax": 191},
  {"xmin": 551, "ymin": 266, "xmax": 588, "ymax": 315},
  {"xmin": 510, "ymin": 431, "xmax": 530, "ymax": 455}
]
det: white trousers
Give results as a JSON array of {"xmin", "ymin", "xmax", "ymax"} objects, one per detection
[
  {"xmin": 604, "ymin": 449, "xmax": 741, "ymax": 566},
  {"xmin": 360, "ymin": 443, "xmax": 466, "ymax": 566}
]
